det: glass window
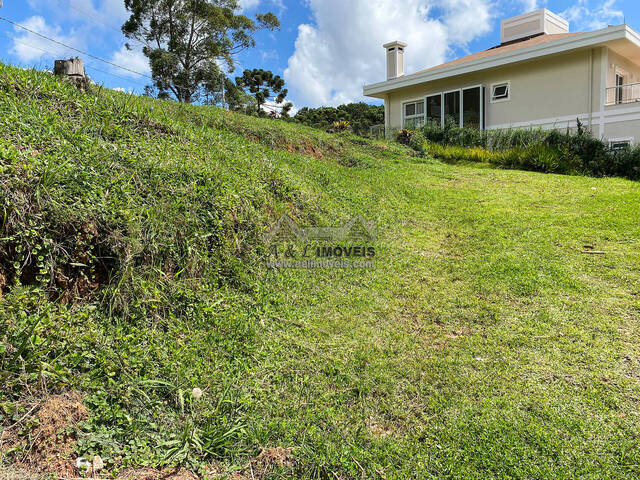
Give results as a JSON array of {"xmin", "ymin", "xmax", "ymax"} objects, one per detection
[
  {"xmin": 426, "ymin": 94, "xmax": 441, "ymax": 126},
  {"xmin": 616, "ymin": 74, "xmax": 624, "ymax": 104},
  {"xmin": 491, "ymin": 83, "xmax": 509, "ymax": 102},
  {"xmin": 405, "ymin": 103, "xmax": 416, "ymax": 117},
  {"xmin": 443, "ymin": 91, "xmax": 460, "ymax": 126},
  {"xmin": 463, "ymin": 87, "xmax": 482, "ymax": 130},
  {"xmin": 403, "ymin": 100, "xmax": 425, "ymax": 128},
  {"xmin": 610, "ymin": 140, "xmax": 631, "ymax": 150}
]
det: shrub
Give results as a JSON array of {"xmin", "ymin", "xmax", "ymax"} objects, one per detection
[
  {"xmin": 423, "ymin": 119, "xmax": 488, "ymax": 148},
  {"xmin": 410, "ymin": 119, "xmax": 640, "ymax": 180},
  {"xmin": 496, "ymin": 145, "xmax": 580, "ymax": 174},
  {"xmin": 328, "ymin": 120, "xmax": 351, "ymax": 133},
  {"xmin": 396, "ymin": 129, "xmax": 414, "ymax": 146},
  {"xmin": 606, "ymin": 145, "xmax": 640, "ymax": 180}
]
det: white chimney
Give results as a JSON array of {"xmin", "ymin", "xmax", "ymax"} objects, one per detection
[
  {"xmin": 500, "ymin": 9, "xmax": 569, "ymax": 44},
  {"xmin": 384, "ymin": 41, "xmax": 407, "ymax": 80}
]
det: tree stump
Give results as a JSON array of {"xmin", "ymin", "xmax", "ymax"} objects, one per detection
[{"xmin": 54, "ymin": 57, "xmax": 90, "ymax": 91}]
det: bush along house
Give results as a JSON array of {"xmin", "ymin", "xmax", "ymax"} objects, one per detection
[{"xmin": 364, "ymin": 9, "xmax": 640, "ymax": 148}]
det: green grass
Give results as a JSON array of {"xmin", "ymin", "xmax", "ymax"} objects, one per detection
[{"xmin": 1, "ymin": 64, "xmax": 640, "ymax": 479}]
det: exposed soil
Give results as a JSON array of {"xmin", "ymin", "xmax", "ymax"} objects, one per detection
[
  {"xmin": 285, "ymin": 140, "xmax": 324, "ymax": 160},
  {"xmin": 23, "ymin": 392, "xmax": 87, "ymax": 478},
  {"xmin": 369, "ymin": 423, "xmax": 393, "ymax": 438},
  {"xmin": 2, "ymin": 391, "xmax": 292, "ymax": 480},
  {"xmin": 0, "ymin": 270, "xmax": 6, "ymax": 296},
  {"xmin": 0, "ymin": 219, "xmax": 116, "ymax": 303},
  {"xmin": 244, "ymin": 447, "xmax": 294, "ymax": 478}
]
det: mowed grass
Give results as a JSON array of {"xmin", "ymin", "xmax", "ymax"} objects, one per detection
[
  {"xmin": 254, "ymin": 156, "xmax": 640, "ymax": 478},
  {"xmin": 0, "ymin": 64, "xmax": 639, "ymax": 479}
]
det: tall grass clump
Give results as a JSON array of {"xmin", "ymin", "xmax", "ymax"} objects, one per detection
[{"xmin": 0, "ymin": 64, "xmax": 315, "ymax": 472}]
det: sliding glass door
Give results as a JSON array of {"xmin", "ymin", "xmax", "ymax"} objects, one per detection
[
  {"xmin": 403, "ymin": 86, "xmax": 484, "ymax": 129},
  {"xmin": 462, "ymin": 86, "xmax": 482, "ymax": 129},
  {"xmin": 443, "ymin": 91, "xmax": 460, "ymax": 127},
  {"xmin": 426, "ymin": 94, "xmax": 442, "ymax": 126},
  {"xmin": 423, "ymin": 86, "xmax": 483, "ymax": 130}
]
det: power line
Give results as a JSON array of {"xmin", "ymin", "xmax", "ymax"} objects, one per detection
[
  {"xmin": 0, "ymin": 16, "xmax": 154, "ymax": 80},
  {"xmin": 12, "ymin": 37, "xmax": 73, "ymax": 60},
  {"xmin": 85, "ymin": 65, "xmax": 147, "ymax": 89},
  {"xmin": 11, "ymin": 38, "xmax": 149, "ymax": 90},
  {"xmin": 1, "ymin": 16, "xmax": 235, "ymax": 101},
  {"xmin": 51, "ymin": 0, "xmax": 239, "ymax": 75},
  {"xmin": 54, "ymin": 0, "xmax": 146, "ymax": 48}
]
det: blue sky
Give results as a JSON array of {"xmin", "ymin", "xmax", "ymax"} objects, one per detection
[{"xmin": 0, "ymin": 0, "xmax": 638, "ymax": 110}]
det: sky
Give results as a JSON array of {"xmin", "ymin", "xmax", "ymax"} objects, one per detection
[{"xmin": 0, "ymin": 0, "xmax": 638, "ymax": 111}]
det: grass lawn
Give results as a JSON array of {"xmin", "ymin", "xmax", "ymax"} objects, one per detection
[
  {"xmin": 0, "ymin": 64, "xmax": 639, "ymax": 479},
  {"xmin": 254, "ymin": 156, "xmax": 640, "ymax": 478}
]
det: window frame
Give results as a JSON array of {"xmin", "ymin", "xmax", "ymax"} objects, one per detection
[
  {"xmin": 442, "ymin": 88, "xmax": 462, "ymax": 127},
  {"xmin": 421, "ymin": 84, "xmax": 485, "ymax": 130},
  {"xmin": 608, "ymin": 137, "xmax": 633, "ymax": 150},
  {"xmin": 490, "ymin": 81, "xmax": 511, "ymax": 103},
  {"xmin": 461, "ymin": 85, "xmax": 484, "ymax": 130},
  {"xmin": 425, "ymin": 93, "xmax": 443, "ymax": 126},
  {"xmin": 402, "ymin": 98, "xmax": 426, "ymax": 128},
  {"xmin": 615, "ymin": 73, "xmax": 625, "ymax": 104}
]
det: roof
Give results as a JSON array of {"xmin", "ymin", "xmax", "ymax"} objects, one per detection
[
  {"xmin": 414, "ymin": 33, "xmax": 578, "ymax": 75},
  {"xmin": 363, "ymin": 25, "xmax": 640, "ymax": 98}
]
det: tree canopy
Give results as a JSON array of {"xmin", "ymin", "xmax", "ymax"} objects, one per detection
[
  {"xmin": 122, "ymin": 0, "xmax": 279, "ymax": 103},
  {"xmin": 294, "ymin": 103, "xmax": 385, "ymax": 134},
  {"xmin": 235, "ymin": 68, "xmax": 292, "ymax": 116}
]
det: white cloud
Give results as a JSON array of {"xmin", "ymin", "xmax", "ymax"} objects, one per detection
[
  {"xmin": 561, "ymin": 0, "xmax": 624, "ymax": 31},
  {"xmin": 11, "ymin": 1, "xmax": 132, "ymax": 66},
  {"xmin": 260, "ymin": 49, "xmax": 279, "ymax": 63},
  {"xmin": 260, "ymin": 98, "xmax": 295, "ymax": 116},
  {"xmin": 284, "ymin": 0, "xmax": 494, "ymax": 108},
  {"xmin": 95, "ymin": 0, "xmax": 130, "ymax": 23},
  {"xmin": 287, "ymin": 104, "xmax": 299, "ymax": 117},
  {"xmin": 238, "ymin": 0, "xmax": 285, "ymax": 14},
  {"xmin": 25, "ymin": 0, "xmax": 128, "ymax": 28},
  {"xmin": 238, "ymin": 0, "xmax": 261, "ymax": 9},
  {"xmin": 443, "ymin": 0, "xmax": 493, "ymax": 44},
  {"xmin": 9, "ymin": 16, "xmax": 86, "ymax": 63},
  {"xmin": 519, "ymin": 0, "xmax": 541, "ymax": 12},
  {"xmin": 110, "ymin": 45, "xmax": 150, "ymax": 78}
]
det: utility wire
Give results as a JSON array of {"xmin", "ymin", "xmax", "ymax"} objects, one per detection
[
  {"xmin": 54, "ymin": 0, "xmax": 146, "ymax": 48},
  {"xmin": 1, "ymin": 16, "xmax": 238, "ymax": 103},
  {"xmin": 10, "ymin": 38, "xmax": 149, "ymax": 90},
  {"xmin": 85, "ymin": 65, "xmax": 147, "ymax": 89},
  {"xmin": 0, "ymin": 16, "xmax": 154, "ymax": 80}
]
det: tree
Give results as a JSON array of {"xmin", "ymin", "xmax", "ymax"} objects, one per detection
[
  {"xmin": 235, "ymin": 69, "xmax": 292, "ymax": 116},
  {"xmin": 293, "ymin": 103, "xmax": 384, "ymax": 135},
  {"xmin": 122, "ymin": 0, "xmax": 279, "ymax": 103},
  {"xmin": 203, "ymin": 73, "xmax": 256, "ymax": 112}
]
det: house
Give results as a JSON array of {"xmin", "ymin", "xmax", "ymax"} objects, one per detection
[{"xmin": 363, "ymin": 9, "xmax": 640, "ymax": 147}]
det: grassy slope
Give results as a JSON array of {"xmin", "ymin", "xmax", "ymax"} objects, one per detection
[{"xmin": 1, "ymin": 64, "xmax": 640, "ymax": 479}]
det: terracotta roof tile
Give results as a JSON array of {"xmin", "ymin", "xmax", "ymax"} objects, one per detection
[{"xmin": 414, "ymin": 33, "xmax": 579, "ymax": 75}]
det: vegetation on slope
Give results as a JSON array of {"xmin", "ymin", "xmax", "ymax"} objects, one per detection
[
  {"xmin": 1, "ymin": 64, "xmax": 640, "ymax": 479},
  {"xmin": 407, "ymin": 120, "xmax": 640, "ymax": 179},
  {"xmin": 293, "ymin": 103, "xmax": 385, "ymax": 135}
]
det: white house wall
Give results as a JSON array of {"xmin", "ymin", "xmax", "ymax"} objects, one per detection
[
  {"xmin": 387, "ymin": 49, "xmax": 598, "ymax": 133},
  {"xmin": 608, "ymin": 50, "xmax": 640, "ymax": 89}
]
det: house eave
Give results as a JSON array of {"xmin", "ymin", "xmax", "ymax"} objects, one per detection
[{"xmin": 363, "ymin": 25, "xmax": 637, "ymax": 98}]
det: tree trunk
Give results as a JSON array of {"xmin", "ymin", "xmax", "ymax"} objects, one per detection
[
  {"xmin": 54, "ymin": 58, "xmax": 85, "ymax": 77},
  {"xmin": 54, "ymin": 58, "xmax": 90, "ymax": 91}
]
